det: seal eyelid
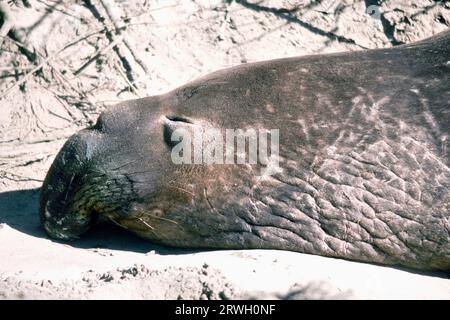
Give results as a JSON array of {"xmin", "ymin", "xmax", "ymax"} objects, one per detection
[
  {"xmin": 165, "ymin": 115, "xmax": 194, "ymax": 124},
  {"xmin": 163, "ymin": 115, "xmax": 197, "ymax": 148}
]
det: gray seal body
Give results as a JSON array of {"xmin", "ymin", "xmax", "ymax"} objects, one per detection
[{"xmin": 40, "ymin": 30, "xmax": 450, "ymax": 271}]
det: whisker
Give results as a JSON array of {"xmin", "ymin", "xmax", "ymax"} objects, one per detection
[
  {"xmin": 168, "ymin": 185, "xmax": 195, "ymax": 196},
  {"xmin": 109, "ymin": 216, "xmax": 129, "ymax": 230},
  {"xmin": 136, "ymin": 217, "xmax": 154, "ymax": 230},
  {"xmin": 141, "ymin": 212, "xmax": 178, "ymax": 225},
  {"xmin": 110, "ymin": 159, "xmax": 139, "ymax": 171}
]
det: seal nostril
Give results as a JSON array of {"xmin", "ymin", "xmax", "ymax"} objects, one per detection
[{"xmin": 89, "ymin": 116, "xmax": 104, "ymax": 131}]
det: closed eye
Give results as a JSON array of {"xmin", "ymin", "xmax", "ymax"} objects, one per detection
[
  {"xmin": 165, "ymin": 115, "xmax": 194, "ymax": 123},
  {"xmin": 163, "ymin": 115, "xmax": 196, "ymax": 147}
]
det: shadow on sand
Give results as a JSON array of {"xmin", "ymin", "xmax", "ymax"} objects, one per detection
[{"xmin": 0, "ymin": 187, "xmax": 197, "ymax": 255}]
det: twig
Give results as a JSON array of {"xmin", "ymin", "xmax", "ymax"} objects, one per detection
[
  {"xmin": 0, "ymin": 34, "xmax": 36, "ymax": 61},
  {"xmin": 99, "ymin": 0, "xmax": 150, "ymax": 75},
  {"xmin": 73, "ymin": 35, "xmax": 124, "ymax": 76},
  {"xmin": 0, "ymin": 66, "xmax": 34, "ymax": 71},
  {"xmin": 82, "ymin": 0, "xmax": 137, "ymax": 86},
  {"xmin": 0, "ymin": 170, "xmax": 43, "ymax": 182},
  {"xmin": 0, "ymin": 55, "xmax": 50, "ymax": 99},
  {"xmin": 47, "ymin": 59, "xmax": 88, "ymax": 99},
  {"xmin": 113, "ymin": 58, "xmax": 140, "ymax": 97},
  {"xmin": 0, "ymin": 28, "xmax": 116, "ymax": 99}
]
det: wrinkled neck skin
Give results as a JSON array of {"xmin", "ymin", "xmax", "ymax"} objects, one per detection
[{"xmin": 41, "ymin": 31, "xmax": 450, "ymax": 271}]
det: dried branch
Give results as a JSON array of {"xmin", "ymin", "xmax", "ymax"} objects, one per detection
[
  {"xmin": 99, "ymin": 0, "xmax": 150, "ymax": 75},
  {"xmin": 113, "ymin": 59, "xmax": 141, "ymax": 97},
  {"xmin": 0, "ymin": 28, "xmax": 111, "ymax": 99},
  {"xmin": 73, "ymin": 34, "xmax": 124, "ymax": 76}
]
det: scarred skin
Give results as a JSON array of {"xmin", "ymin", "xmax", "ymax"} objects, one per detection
[{"xmin": 40, "ymin": 30, "xmax": 450, "ymax": 271}]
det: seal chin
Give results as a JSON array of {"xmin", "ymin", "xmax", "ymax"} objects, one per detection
[
  {"xmin": 42, "ymin": 211, "xmax": 91, "ymax": 240},
  {"xmin": 40, "ymin": 194, "xmax": 93, "ymax": 242}
]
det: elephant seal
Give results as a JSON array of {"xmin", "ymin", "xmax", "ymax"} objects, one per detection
[{"xmin": 40, "ymin": 30, "xmax": 450, "ymax": 271}]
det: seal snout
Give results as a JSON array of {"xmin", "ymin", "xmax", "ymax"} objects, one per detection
[{"xmin": 39, "ymin": 131, "xmax": 100, "ymax": 240}]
